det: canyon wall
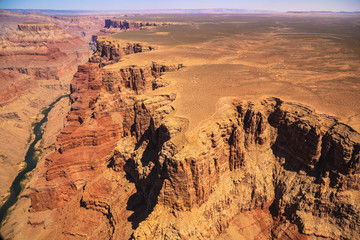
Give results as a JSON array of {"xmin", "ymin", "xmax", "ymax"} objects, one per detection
[
  {"xmin": 0, "ymin": 21, "xmax": 89, "ymax": 203},
  {"xmin": 104, "ymin": 19, "xmax": 171, "ymax": 30},
  {"xmin": 130, "ymin": 98, "xmax": 360, "ymax": 239},
  {"xmin": 90, "ymin": 36, "xmax": 155, "ymax": 66},
  {"xmin": 0, "ymin": 22, "xmax": 89, "ymax": 96},
  {"xmin": 0, "ymin": 10, "xmax": 120, "ymax": 43},
  {"xmin": 2, "ymin": 31, "xmax": 359, "ymax": 240}
]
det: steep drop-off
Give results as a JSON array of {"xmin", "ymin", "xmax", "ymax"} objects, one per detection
[
  {"xmin": 90, "ymin": 36, "xmax": 155, "ymax": 66},
  {"xmin": 0, "ymin": 10, "xmax": 122, "ymax": 43},
  {"xmin": 0, "ymin": 22, "xmax": 89, "ymax": 204},
  {"xmin": 2, "ymin": 31, "xmax": 359, "ymax": 240},
  {"xmin": 0, "ymin": 23, "xmax": 88, "ymax": 88}
]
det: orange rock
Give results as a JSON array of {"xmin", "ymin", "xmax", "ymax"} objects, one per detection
[{"xmin": 25, "ymin": 39, "xmax": 360, "ymax": 240}]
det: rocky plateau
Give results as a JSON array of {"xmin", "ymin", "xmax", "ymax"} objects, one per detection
[{"xmin": 1, "ymin": 35, "xmax": 359, "ymax": 240}]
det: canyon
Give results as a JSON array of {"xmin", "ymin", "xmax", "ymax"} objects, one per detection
[
  {"xmin": 1, "ymin": 12, "xmax": 360, "ymax": 240},
  {"xmin": 0, "ymin": 19, "xmax": 89, "ymax": 204}
]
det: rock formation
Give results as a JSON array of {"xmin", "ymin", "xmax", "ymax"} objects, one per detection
[
  {"xmin": 2, "ymin": 19, "xmax": 359, "ymax": 240},
  {"xmin": 104, "ymin": 19, "xmax": 171, "ymax": 30},
  {"xmin": 17, "ymin": 37, "xmax": 360, "ymax": 240},
  {"xmin": 29, "ymin": 58, "xmax": 182, "ymax": 212},
  {"xmin": 129, "ymin": 98, "xmax": 360, "ymax": 240},
  {"xmin": 90, "ymin": 36, "xmax": 155, "ymax": 66},
  {"xmin": 0, "ymin": 23, "xmax": 88, "ymax": 83},
  {"xmin": 0, "ymin": 10, "xmax": 121, "ymax": 43}
]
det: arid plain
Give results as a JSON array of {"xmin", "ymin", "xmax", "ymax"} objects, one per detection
[
  {"xmin": 110, "ymin": 14, "xmax": 360, "ymax": 132},
  {"xmin": 1, "ymin": 12, "xmax": 360, "ymax": 240}
]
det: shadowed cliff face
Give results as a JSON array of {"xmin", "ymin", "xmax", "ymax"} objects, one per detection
[
  {"xmin": 29, "ymin": 46, "xmax": 183, "ymax": 214},
  {"xmin": 89, "ymin": 36, "xmax": 155, "ymax": 67},
  {"xmin": 5, "ymin": 32, "xmax": 358, "ymax": 240},
  {"xmin": 104, "ymin": 19, "xmax": 172, "ymax": 30},
  {"xmin": 128, "ymin": 98, "xmax": 359, "ymax": 240},
  {"xmin": 27, "ymin": 63, "xmax": 360, "ymax": 239}
]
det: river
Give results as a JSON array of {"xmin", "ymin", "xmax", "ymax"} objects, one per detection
[{"xmin": 0, "ymin": 94, "xmax": 69, "ymax": 225}]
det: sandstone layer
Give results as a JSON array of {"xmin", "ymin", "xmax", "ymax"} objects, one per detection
[
  {"xmin": 0, "ymin": 23, "xmax": 88, "ymax": 90},
  {"xmin": 0, "ymin": 9, "xmax": 123, "ymax": 43},
  {"xmin": 90, "ymin": 36, "xmax": 156, "ymax": 66},
  {"xmin": 0, "ymin": 21, "xmax": 89, "ymax": 203}
]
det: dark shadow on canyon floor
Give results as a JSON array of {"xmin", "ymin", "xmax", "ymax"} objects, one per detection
[
  {"xmin": 125, "ymin": 123, "xmax": 171, "ymax": 230},
  {"xmin": 126, "ymin": 191, "xmax": 149, "ymax": 230}
]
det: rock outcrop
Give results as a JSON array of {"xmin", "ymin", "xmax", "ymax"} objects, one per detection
[
  {"xmin": 0, "ymin": 23, "xmax": 89, "ymax": 83},
  {"xmin": 8, "ymin": 36, "xmax": 359, "ymax": 240},
  {"xmin": 0, "ymin": 21, "xmax": 89, "ymax": 104},
  {"xmin": 103, "ymin": 62, "xmax": 182, "ymax": 94},
  {"xmin": 29, "ymin": 58, "xmax": 182, "ymax": 214},
  {"xmin": 129, "ymin": 98, "xmax": 360, "ymax": 240},
  {"xmin": 16, "ymin": 23, "xmax": 59, "ymax": 31},
  {"xmin": 104, "ymin": 19, "xmax": 171, "ymax": 30},
  {"xmin": 27, "ymin": 71, "xmax": 360, "ymax": 239},
  {"xmin": 27, "ymin": 79, "xmax": 360, "ymax": 239},
  {"xmin": 0, "ymin": 22, "xmax": 89, "ymax": 105},
  {"xmin": 90, "ymin": 36, "xmax": 155, "ymax": 66},
  {"xmin": 0, "ymin": 10, "xmax": 121, "ymax": 43}
]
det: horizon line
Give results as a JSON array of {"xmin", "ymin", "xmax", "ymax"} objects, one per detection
[{"xmin": 2, "ymin": 8, "xmax": 360, "ymax": 13}]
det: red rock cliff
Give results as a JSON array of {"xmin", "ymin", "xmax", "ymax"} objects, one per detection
[
  {"xmin": 24, "ymin": 38, "xmax": 360, "ymax": 240},
  {"xmin": 0, "ymin": 22, "xmax": 89, "ymax": 105},
  {"xmin": 90, "ymin": 36, "xmax": 155, "ymax": 66}
]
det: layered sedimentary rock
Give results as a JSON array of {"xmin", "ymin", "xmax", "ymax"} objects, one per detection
[
  {"xmin": 90, "ymin": 36, "xmax": 155, "ymax": 66},
  {"xmin": 0, "ymin": 23, "xmax": 88, "ymax": 84},
  {"xmin": 0, "ymin": 22, "xmax": 89, "ymax": 102},
  {"xmin": 103, "ymin": 62, "xmax": 182, "ymax": 94},
  {"xmin": 0, "ymin": 70, "xmax": 34, "ymax": 106},
  {"xmin": 4, "ymin": 33, "xmax": 358, "ymax": 240},
  {"xmin": 25, "ymin": 62, "xmax": 360, "ymax": 239},
  {"xmin": 104, "ymin": 19, "xmax": 171, "ymax": 30},
  {"xmin": 26, "ymin": 77, "xmax": 360, "ymax": 239},
  {"xmin": 29, "ymin": 60, "xmax": 182, "ymax": 216},
  {"xmin": 0, "ymin": 10, "xmax": 121, "ymax": 43},
  {"xmin": 129, "ymin": 98, "xmax": 360, "ymax": 240},
  {"xmin": 0, "ymin": 21, "xmax": 89, "ymax": 203}
]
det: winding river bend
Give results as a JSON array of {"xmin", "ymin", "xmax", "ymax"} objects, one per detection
[{"xmin": 0, "ymin": 94, "xmax": 69, "ymax": 225}]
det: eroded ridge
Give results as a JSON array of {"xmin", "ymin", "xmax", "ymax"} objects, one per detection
[
  {"xmin": 104, "ymin": 19, "xmax": 173, "ymax": 30},
  {"xmin": 0, "ymin": 23, "xmax": 89, "ymax": 105},
  {"xmin": 28, "ymin": 91, "xmax": 360, "ymax": 239},
  {"xmin": 25, "ymin": 38, "xmax": 183, "ymax": 238},
  {"xmin": 19, "ymin": 37, "xmax": 360, "ymax": 240},
  {"xmin": 122, "ymin": 98, "xmax": 359, "ymax": 240},
  {"xmin": 90, "ymin": 36, "xmax": 156, "ymax": 66}
]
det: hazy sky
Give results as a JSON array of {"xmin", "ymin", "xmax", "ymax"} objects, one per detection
[{"xmin": 0, "ymin": 0, "xmax": 359, "ymax": 12}]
